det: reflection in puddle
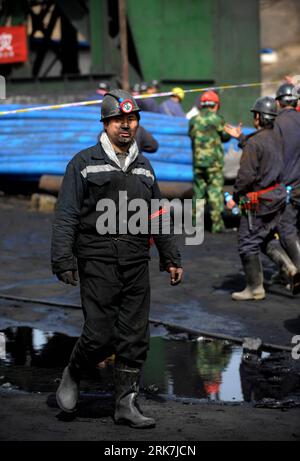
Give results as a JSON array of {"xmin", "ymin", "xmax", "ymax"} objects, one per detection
[
  {"xmin": 0, "ymin": 327, "xmax": 299, "ymax": 403},
  {"xmin": 143, "ymin": 337, "xmax": 243, "ymax": 401}
]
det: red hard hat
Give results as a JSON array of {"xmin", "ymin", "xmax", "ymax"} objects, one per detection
[
  {"xmin": 204, "ymin": 381, "xmax": 220, "ymax": 395},
  {"xmin": 200, "ymin": 90, "xmax": 220, "ymax": 107}
]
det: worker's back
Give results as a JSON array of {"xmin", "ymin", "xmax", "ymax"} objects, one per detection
[
  {"xmin": 274, "ymin": 108, "xmax": 300, "ymax": 187},
  {"xmin": 189, "ymin": 109, "xmax": 230, "ymax": 168}
]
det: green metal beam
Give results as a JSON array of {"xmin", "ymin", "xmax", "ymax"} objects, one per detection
[
  {"xmin": 127, "ymin": 0, "xmax": 260, "ymax": 118},
  {"xmin": 126, "ymin": 0, "xmax": 214, "ymax": 110},
  {"xmin": 214, "ymin": 0, "xmax": 261, "ymax": 124},
  {"xmin": 0, "ymin": 0, "xmax": 27, "ymax": 26},
  {"xmin": 127, "ymin": 0, "xmax": 214, "ymax": 82},
  {"xmin": 90, "ymin": 0, "xmax": 105, "ymax": 73}
]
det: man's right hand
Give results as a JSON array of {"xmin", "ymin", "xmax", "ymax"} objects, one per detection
[{"xmin": 57, "ymin": 270, "xmax": 78, "ymax": 286}]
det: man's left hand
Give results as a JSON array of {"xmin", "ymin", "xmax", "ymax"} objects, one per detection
[
  {"xmin": 226, "ymin": 198, "xmax": 237, "ymax": 210},
  {"xmin": 167, "ymin": 267, "xmax": 183, "ymax": 285},
  {"xmin": 224, "ymin": 122, "xmax": 243, "ymax": 139}
]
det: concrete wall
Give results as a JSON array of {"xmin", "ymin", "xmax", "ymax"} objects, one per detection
[{"xmin": 260, "ymin": 0, "xmax": 300, "ymax": 48}]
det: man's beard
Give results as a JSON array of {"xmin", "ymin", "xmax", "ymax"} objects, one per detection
[{"xmin": 116, "ymin": 132, "xmax": 133, "ymax": 146}]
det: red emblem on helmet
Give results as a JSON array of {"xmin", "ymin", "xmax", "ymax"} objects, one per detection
[{"xmin": 120, "ymin": 99, "xmax": 134, "ymax": 114}]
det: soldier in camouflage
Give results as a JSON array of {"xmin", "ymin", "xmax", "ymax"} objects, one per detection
[{"xmin": 189, "ymin": 91, "xmax": 230, "ymax": 233}]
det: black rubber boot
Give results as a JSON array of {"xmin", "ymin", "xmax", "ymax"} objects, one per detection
[
  {"xmin": 114, "ymin": 364, "xmax": 155, "ymax": 429},
  {"xmin": 56, "ymin": 366, "xmax": 80, "ymax": 413},
  {"xmin": 283, "ymin": 237, "xmax": 300, "ymax": 272},
  {"xmin": 232, "ymin": 253, "xmax": 266, "ymax": 301},
  {"xmin": 266, "ymin": 239, "xmax": 300, "ymax": 295}
]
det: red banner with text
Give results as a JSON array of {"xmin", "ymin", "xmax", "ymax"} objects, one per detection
[{"xmin": 0, "ymin": 26, "xmax": 28, "ymax": 64}]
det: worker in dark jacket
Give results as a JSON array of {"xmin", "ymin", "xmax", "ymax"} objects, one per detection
[
  {"xmin": 137, "ymin": 81, "xmax": 161, "ymax": 113},
  {"xmin": 225, "ymin": 102, "xmax": 300, "ymax": 296},
  {"xmin": 227, "ymin": 97, "xmax": 286, "ymax": 301},
  {"xmin": 274, "ymin": 83, "xmax": 300, "ymax": 272},
  {"xmin": 135, "ymin": 125, "xmax": 159, "ymax": 153},
  {"xmin": 160, "ymin": 87, "xmax": 186, "ymax": 117},
  {"xmin": 52, "ymin": 89, "xmax": 183, "ymax": 428}
]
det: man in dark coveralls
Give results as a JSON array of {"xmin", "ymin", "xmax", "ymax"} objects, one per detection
[
  {"xmin": 274, "ymin": 83, "xmax": 300, "ymax": 272},
  {"xmin": 227, "ymin": 97, "xmax": 286, "ymax": 301},
  {"xmin": 51, "ymin": 90, "xmax": 183, "ymax": 428}
]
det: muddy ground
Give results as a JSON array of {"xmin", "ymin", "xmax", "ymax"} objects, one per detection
[
  {"xmin": 0, "ymin": 196, "xmax": 299, "ymax": 441},
  {"xmin": 1, "ymin": 388, "xmax": 300, "ymax": 442}
]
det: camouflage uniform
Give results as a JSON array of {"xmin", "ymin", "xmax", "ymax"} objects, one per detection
[{"xmin": 189, "ymin": 109, "xmax": 230, "ymax": 233}]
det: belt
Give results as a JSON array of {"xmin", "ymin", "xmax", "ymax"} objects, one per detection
[
  {"xmin": 248, "ymin": 183, "xmax": 280, "ymax": 204},
  {"xmin": 243, "ymin": 183, "xmax": 281, "ymax": 212}
]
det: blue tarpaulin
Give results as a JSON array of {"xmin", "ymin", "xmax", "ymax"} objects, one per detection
[{"xmin": 0, "ymin": 104, "xmax": 252, "ymax": 182}]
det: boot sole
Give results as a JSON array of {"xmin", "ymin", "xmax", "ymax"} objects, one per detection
[
  {"xmin": 56, "ymin": 389, "xmax": 77, "ymax": 413},
  {"xmin": 115, "ymin": 418, "xmax": 155, "ymax": 429},
  {"xmin": 232, "ymin": 294, "xmax": 266, "ymax": 301},
  {"xmin": 253, "ymin": 294, "xmax": 266, "ymax": 300}
]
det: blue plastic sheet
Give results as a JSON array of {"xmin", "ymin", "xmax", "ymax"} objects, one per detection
[{"xmin": 0, "ymin": 104, "xmax": 253, "ymax": 181}]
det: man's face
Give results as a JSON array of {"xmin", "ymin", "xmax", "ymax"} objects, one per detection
[
  {"xmin": 104, "ymin": 113, "xmax": 139, "ymax": 148},
  {"xmin": 147, "ymin": 86, "xmax": 156, "ymax": 94},
  {"xmin": 253, "ymin": 112, "xmax": 260, "ymax": 129},
  {"xmin": 172, "ymin": 95, "xmax": 181, "ymax": 103}
]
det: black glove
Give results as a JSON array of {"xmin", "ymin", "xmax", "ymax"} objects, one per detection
[{"xmin": 57, "ymin": 270, "xmax": 78, "ymax": 286}]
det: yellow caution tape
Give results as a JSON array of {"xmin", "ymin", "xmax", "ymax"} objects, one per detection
[{"xmin": 0, "ymin": 80, "xmax": 282, "ymax": 116}]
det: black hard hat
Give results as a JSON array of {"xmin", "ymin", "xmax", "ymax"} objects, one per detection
[
  {"xmin": 250, "ymin": 96, "xmax": 277, "ymax": 118},
  {"xmin": 150, "ymin": 79, "xmax": 160, "ymax": 89},
  {"xmin": 132, "ymin": 83, "xmax": 141, "ymax": 93},
  {"xmin": 140, "ymin": 81, "xmax": 148, "ymax": 92},
  {"xmin": 100, "ymin": 89, "xmax": 140, "ymax": 122},
  {"xmin": 276, "ymin": 83, "xmax": 298, "ymax": 101},
  {"xmin": 98, "ymin": 81, "xmax": 110, "ymax": 91}
]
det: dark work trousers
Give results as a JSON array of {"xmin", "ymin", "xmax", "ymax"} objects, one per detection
[
  {"xmin": 238, "ymin": 213, "xmax": 280, "ymax": 258},
  {"xmin": 69, "ymin": 258, "xmax": 150, "ymax": 378},
  {"xmin": 279, "ymin": 203, "xmax": 300, "ymax": 242}
]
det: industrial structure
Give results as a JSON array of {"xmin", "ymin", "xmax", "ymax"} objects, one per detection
[{"xmin": 0, "ymin": 0, "xmax": 260, "ymax": 122}]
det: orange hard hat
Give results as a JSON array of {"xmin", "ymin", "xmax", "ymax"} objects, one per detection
[{"xmin": 200, "ymin": 90, "xmax": 220, "ymax": 107}]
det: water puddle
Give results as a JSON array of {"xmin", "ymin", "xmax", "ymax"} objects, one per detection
[{"xmin": 0, "ymin": 326, "xmax": 299, "ymax": 404}]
